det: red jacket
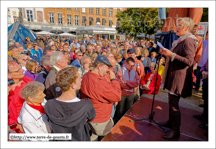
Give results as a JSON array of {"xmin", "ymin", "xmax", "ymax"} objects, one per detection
[
  {"xmin": 8, "ymin": 76, "xmax": 33, "ymax": 126},
  {"xmin": 141, "ymin": 72, "xmax": 161, "ymax": 94},
  {"xmin": 79, "ymin": 71, "xmax": 121, "ymax": 123}
]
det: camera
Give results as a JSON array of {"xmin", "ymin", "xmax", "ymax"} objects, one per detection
[
  {"xmin": 141, "ymin": 54, "xmax": 145, "ymax": 57},
  {"xmin": 8, "ymin": 79, "xmax": 15, "ymax": 86}
]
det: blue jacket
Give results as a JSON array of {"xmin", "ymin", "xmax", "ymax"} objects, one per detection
[
  {"xmin": 34, "ymin": 47, "xmax": 43, "ymax": 63},
  {"xmin": 24, "ymin": 48, "xmax": 39, "ymax": 62},
  {"xmin": 71, "ymin": 59, "xmax": 81, "ymax": 68},
  {"xmin": 35, "ymin": 69, "xmax": 49, "ymax": 85}
]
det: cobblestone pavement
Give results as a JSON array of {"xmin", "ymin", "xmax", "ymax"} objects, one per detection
[{"xmin": 141, "ymin": 87, "xmax": 204, "ymax": 112}]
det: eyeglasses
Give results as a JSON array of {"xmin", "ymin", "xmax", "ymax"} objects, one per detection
[
  {"xmin": 85, "ymin": 62, "xmax": 92, "ymax": 65},
  {"xmin": 9, "ymin": 65, "xmax": 22, "ymax": 73}
]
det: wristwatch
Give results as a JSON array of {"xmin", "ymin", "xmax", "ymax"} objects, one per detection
[{"xmin": 110, "ymin": 79, "xmax": 117, "ymax": 82}]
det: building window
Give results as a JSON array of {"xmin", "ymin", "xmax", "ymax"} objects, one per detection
[
  {"xmin": 109, "ymin": 20, "xmax": 113, "ymax": 27},
  {"xmin": 102, "ymin": 18, "xmax": 106, "ymax": 25},
  {"xmin": 75, "ymin": 8, "xmax": 79, "ymax": 11},
  {"xmin": 89, "ymin": 17, "xmax": 93, "ymax": 26},
  {"xmin": 102, "ymin": 8, "xmax": 106, "ymax": 16},
  {"xmin": 67, "ymin": 15, "xmax": 71, "ymax": 25},
  {"xmin": 117, "ymin": 9, "xmax": 120, "ymax": 12},
  {"xmin": 75, "ymin": 15, "xmax": 79, "ymax": 25},
  {"xmin": 82, "ymin": 16, "xmax": 86, "ymax": 26},
  {"xmin": 82, "ymin": 8, "xmax": 86, "ymax": 13},
  {"xmin": 27, "ymin": 10, "xmax": 33, "ymax": 22},
  {"xmin": 13, "ymin": 16, "xmax": 17, "ymax": 22},
  {"xmin": 49, "ymin": 13, "xmax": 54, "ymax": 23},
  {"xmin": 67, "ymin": 8, "xmax": 71, "ymax": 10},
  {"xmin": 89, "ymin": 8, "xmax": 93, "ymax": 14},
  {"xmin": 58, "ymin": 13, "xmax": 62, "ymax": 24},
  {"xmin": 8, "ymin": 15, "xmax": 11, "ymax": 23},
  {"xmin": 96, "ymin": 18, "xmax": 100, "ymax": 23},
  {"xmin": 96, "ymin": 8, "xmax": 99, "ymax": 15},
  {"xmin": 109, "ymin": 8, "xmax": 113, "ymax": 17},
  {"xmin": 116, "ymin": 21, "xmax": 120, "ymax": 27}
]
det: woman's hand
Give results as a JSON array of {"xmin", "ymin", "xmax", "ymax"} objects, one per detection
[
  {"xmin": 160, "ymin": 48, "xmax": 173, "ymax": 58},
  {"xmin": 16, "ymin": 124, "xmax": 24, "ymax": 133}
]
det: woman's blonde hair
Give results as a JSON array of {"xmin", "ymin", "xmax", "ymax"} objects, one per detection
[
  {"xmin": 17, "ymin": 54, "xmax": 27, "ymax": 60},
  {"xmin": 114, "ymin": 53, "xmax": 123, "ymax": 60},
  {"xmin": 149, "ymin": 62, "xmax": 156, "ymax": 68},
  {"xmin": 135, "ymin": 47, "xmax": 142, "ymax": 56},
  {"xmin": 141, "ymin": 48, "xmax": 149, "ymax": 57},
  {"xmin": 151, "ymin": 52, "xmax": 157, "ymax": 57},
  {"xmin": 149, "ymin": 62, "xmax": 158, "ymax": 70},
  {"xmin": 26, "ymin": 59, "xmax": 38, "ymax": 71},
  {"xmin": 26, "ymin": 42, "xmax": 33, "ymax": 48},
  {"xmin": 160, "ymin": 57, "xmax": 165, "ymax": 64},
  {"xmin": 176, "ymin": 17, "xmax": 195, "ymax": 31}
]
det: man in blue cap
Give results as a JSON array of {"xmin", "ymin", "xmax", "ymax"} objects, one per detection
[{"xmin": 80, "ymin": 55, "xmax": 121, "ymax": 141}]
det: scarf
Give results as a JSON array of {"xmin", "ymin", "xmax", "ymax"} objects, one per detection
[
  {"xmin": 27, "ymin": 103, "xmax": 46, "ymax": 114},
  {"xmin": 122, "ymin": 65, "xmax": 136, "ymax": 92},
  {"xmin": 171, "ymin": 33, "xmax": 198, "ymax": 51}
]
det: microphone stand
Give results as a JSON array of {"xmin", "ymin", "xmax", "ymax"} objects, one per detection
[{"xmin": 129, "ymin": 54, "xmax": 167, "ymax": 133}]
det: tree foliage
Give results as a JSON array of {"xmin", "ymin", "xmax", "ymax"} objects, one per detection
[
  {"xmin": 116, "ymin": 8, "xmax": 164, "ymax": 38},
  {"xmin": 200, "ymin": 8, "xmax": 208, "ymax": 22}
]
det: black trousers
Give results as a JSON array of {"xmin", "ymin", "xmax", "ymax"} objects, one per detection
[
  {"xmin": 168, "ymin": 93, "xmax": 181, "ymax": 129},
  {"xmin": 195, "ymin": 66, "xmax": 202, "ymax": 89},
  {"xmin": 202, "ymin": 78, "xmax": 208, "ymax": 122}
]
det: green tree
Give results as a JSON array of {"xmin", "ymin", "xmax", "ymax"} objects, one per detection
[
  {"xmin": 201, "ymin": 8, "xmax": 208, "ymax": 22},
  {"xmin": 116, "ymin": 8, "xmax": 164, "ymax": 38}
]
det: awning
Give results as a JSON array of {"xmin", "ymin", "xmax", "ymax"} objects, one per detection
[{"xmin": 96, "ymin": 18, "xmax": 100, "ymax": 22}]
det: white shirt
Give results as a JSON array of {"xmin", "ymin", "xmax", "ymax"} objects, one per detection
[
  {"xmin": 56, "ymin": 97, "xmax": 81, "ymax": 103},
  {"xmin": 53, "ymin": 65, "xmax": 61, "ymax": 71},
  {"xmin": 22, "ymin": 66, "xmax": 27, "ymax": 74},
  {"xmin": 18, "ymin": 99, "xmax": 51, "ymax": 135}
]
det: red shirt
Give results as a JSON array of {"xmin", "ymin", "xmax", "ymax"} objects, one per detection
[
  {"xmin": 79, "ymin": 71, "xmax": 121, "ymax": 123},
  {"xmin": 141, "ymin": 72, "xmax": 161, "ymax": 94},
  {"xmin": 8, "ymin": 76, "xmax": 33, "ymax": 125}
]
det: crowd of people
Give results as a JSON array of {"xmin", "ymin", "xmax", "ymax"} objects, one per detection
[{"xmin": 7, "ymin": 17, "xmax": 208, "ymax": 141}]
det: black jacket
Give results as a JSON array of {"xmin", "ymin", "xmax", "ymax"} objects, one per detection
[{"xmin": 45, "ymin": 98, "xmax": 96, "ymax": 141}]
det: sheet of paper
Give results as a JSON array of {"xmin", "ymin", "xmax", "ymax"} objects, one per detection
[{"xmin": 157, "ymin": 41, "xmax": 166, "ymax": 49}]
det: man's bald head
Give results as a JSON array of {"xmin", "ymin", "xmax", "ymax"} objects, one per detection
[
  {"xmin": 107, "ymin": 56, "xmax": 116, "ymax": 69},
  {"xmin": 8, "ymin": 60, "xmax": 18, "ymax": 72}
]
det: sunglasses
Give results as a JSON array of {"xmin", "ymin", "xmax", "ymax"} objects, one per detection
[{"xmin": 78, "ymin": 55, "xmax": 83, "ymax": 56}]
